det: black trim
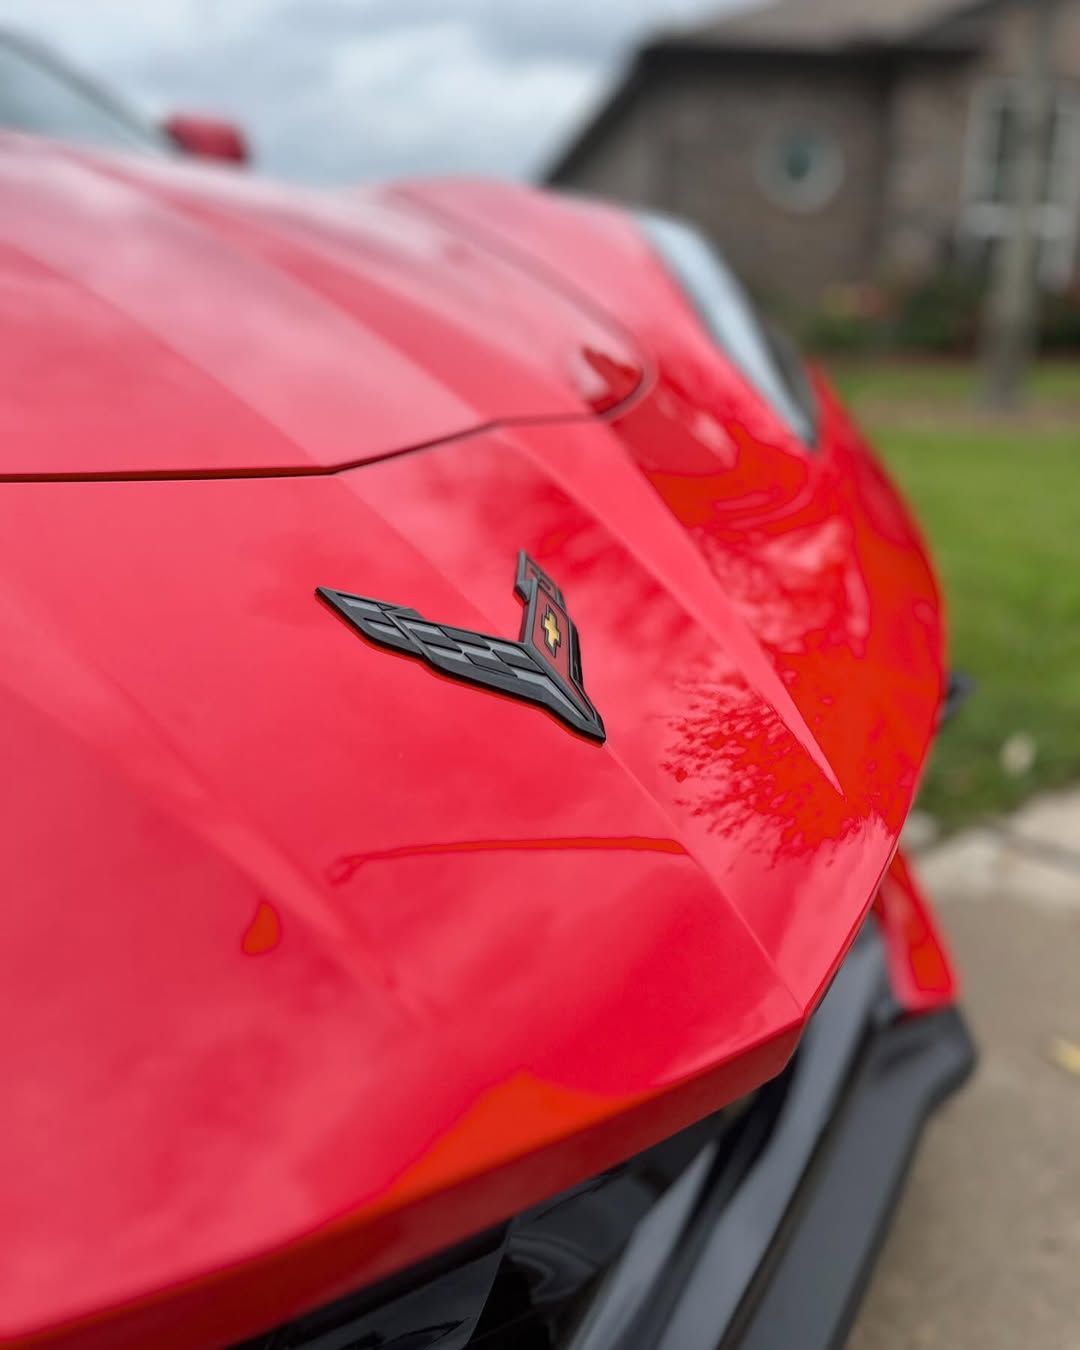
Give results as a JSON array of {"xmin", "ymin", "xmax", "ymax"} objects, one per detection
[
  {"xmin": 941, "ymin": 670, "xmax": 976, "ymax": 725},
  {"xmin": 725, "ymin": 1007, "xmax": 974, "ymax": 1350},
  {"xmin": 235, "ymin": 1229, "xmax": 507, "ymax": 1350}
]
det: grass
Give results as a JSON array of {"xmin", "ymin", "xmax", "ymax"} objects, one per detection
[
  {"xmin": 831, "ymin": 356, "xmax": 1080, "ymax": 408},
  {"xmin": 828, "ymin": 358, "xmax": 1080, "ymax": 832}
]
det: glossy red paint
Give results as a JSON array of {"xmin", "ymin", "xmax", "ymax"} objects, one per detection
[
  {"xmin": 242, "ymin": 900, "xmax": 283, "ymax": 956},
  {"xmin": 0, "ymin": 147, "xmax": 953, "ymax": 1347},
  {"xmin": 0, "ymin": 135, "xmax": 642, "ymax": 479},
  {"xmin": 874, "ymin": 850, "xmax": 960, "ymax": 1014}
]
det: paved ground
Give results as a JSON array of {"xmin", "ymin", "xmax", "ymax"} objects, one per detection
[{"xmin": 850, "ymin": 790, "xmax": 1080, "ymax": 1350}]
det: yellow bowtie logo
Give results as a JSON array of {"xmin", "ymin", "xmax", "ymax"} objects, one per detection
[{"xmin": 542, "ymin": 607, "xmax": 562, "ymax": 655}]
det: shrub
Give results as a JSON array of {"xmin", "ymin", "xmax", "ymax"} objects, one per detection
[
  {"xmin": 799, "ymin": 282, "xmax": 891, "ymax": 354},
  {"xmin": 888, "ymin": 269, "xmax": 985, "ymax": 353},
  {"xmin": 1040, "ymin": 283, "xmax": 1080, "ymax": 352},
  {"xmin": 790, "ymin": 266, "xmax": 1080, "ymax": 357}
]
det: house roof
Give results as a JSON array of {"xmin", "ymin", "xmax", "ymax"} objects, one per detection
[{"xmin": 681, "ymin": 0, "xmax": 991, "ymax": 51}]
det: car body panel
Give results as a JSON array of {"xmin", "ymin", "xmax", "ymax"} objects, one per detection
[
  {"xmin": 0, "ymin": 151, "xmax": 946, "ymax": 1346},
  {"xmin": 0, "ymin": 136, "xmax": 642, "ymax": 479},
  {"xmin": 3, "ymin": 408, "xmax": 939, "ymax": 1345}
]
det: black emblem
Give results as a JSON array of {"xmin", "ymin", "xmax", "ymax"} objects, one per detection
[{"xmin": 317, "ymin": 553, "xmax": 605, "ymax": 742}]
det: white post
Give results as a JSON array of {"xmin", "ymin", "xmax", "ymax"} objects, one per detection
[{"xmin": 979, "ymin": 0, "xmax": 1062, "ymax": 409}]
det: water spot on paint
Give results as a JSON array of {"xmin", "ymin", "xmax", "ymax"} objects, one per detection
[{"xmin": 242, "ymin": 900, "xmax": 281, "ymax": 955}]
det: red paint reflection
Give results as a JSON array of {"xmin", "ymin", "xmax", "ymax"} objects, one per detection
[
  {"xmin": 329, "ymin": 834, "xmax": 686, "ymax": 885},
  {"xmin": 241, "ymin": 900, "xmax": 282, "ymax": 955}
]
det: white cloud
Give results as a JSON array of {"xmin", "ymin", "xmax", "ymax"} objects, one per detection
[
  {"xmin": 0, "ymin": 0, "xmax": 196, "ymax": 65},
  {"xmin": 322, "ymin": 21, "xmax": 597, "ymax": 178},
  {"xmin": 0, "ymin": 0, "xmax": 755, "ymax": 182}
]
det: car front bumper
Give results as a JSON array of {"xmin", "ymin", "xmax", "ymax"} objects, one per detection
[{"xmin": 239, "ymin": 918, "xmax": 975, "ymax": 1350}]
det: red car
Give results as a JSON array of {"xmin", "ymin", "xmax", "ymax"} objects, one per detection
[{"xmin": 1, "ymin": 117, "xmax": 973, "ymax": 1349}]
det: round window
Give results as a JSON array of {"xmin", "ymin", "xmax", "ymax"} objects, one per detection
[{"xmin": 756, "ymin": 129, "xmax": 845, "ymax": 212}]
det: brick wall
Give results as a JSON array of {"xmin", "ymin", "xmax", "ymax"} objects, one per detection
[
  {"xmin": 554, "ymin": 0, "xmax": 1080, "ymax": 301},
  {"xmin": 556, "ymin": 57, "xmax": 890, "ymax": 303}
]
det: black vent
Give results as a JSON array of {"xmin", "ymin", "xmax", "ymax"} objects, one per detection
[{"xmin": 237, "ymin": 1091, "xmax": 773, "ymax": 1350}]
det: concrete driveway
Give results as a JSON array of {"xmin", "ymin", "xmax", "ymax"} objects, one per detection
[{"xmin": 851, "ymin": 791, "xmax": 1080, "ymax": 1350}]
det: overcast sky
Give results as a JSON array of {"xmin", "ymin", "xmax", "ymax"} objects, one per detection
[{"xmin": 0, "ymin": 0, "xmax": 755, "ymax": 183}]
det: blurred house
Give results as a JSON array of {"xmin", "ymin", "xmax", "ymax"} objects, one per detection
[{"xmin": 546, "ymin": 0, "xmax": 1080, "ymax": 304}]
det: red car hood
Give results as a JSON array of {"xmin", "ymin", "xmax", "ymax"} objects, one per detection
[
  {"xmin": 0, "ymin": 136, "xmax": 642, "ymax": 478},
  {"xmin": 0, "ymin": 157, "xmax": 945, "ymax": 1347}
]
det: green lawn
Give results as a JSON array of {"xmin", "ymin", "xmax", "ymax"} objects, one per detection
[
  {"xmin": 832, "ymin": 357, "xmax": 1080, "ymax": 407},
  {"xmin": 829, "ymin": 359, "xmax": 1080, "ymax": 832}
]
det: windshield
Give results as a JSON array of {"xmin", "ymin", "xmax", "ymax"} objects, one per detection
[{"xmin": 0, "ymin": 33, "xmax": 171, "ymax": 155}]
